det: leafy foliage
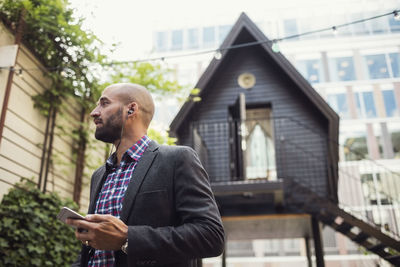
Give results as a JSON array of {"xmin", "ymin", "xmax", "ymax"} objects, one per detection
[
  {"xmin": 104, "ymin": 62, "xmax": 187, "ymax": 99},
  {"xmin": 0, "ymin": 0, "xmax": 105, "ymax": 114},
  {"xmin": 148, "ymin": 128, "xmax": 176, "ymax": 145},
  {"xmin": 0, "ymin": 179, "xmax": 81, "ymax": 266},
  {"xmin": 104, "ymin": 61, "xmax": 201, "ymax": 102}
]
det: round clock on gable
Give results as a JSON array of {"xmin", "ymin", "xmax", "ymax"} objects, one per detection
[{"xmin": 237, "ymin": 72, "xmax": 256, "ymax": 89}]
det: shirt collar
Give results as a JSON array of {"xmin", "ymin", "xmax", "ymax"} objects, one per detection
[{"xmin": 106, "ymin": 135, "xmax": 151, "ymax": 169}]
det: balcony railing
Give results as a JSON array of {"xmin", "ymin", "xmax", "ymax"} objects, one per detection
[{"xmin": 190, "ymin": 117, "xmax": 400, "ymax": 239}]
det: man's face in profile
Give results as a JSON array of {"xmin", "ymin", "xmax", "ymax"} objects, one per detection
[
  {"xmin": 91, "ymin": 89, "xmax": 124, "ymax": 143},
  {"xmin": 94, "ymin": 106, "xmax": 123, "ymax": 143}
]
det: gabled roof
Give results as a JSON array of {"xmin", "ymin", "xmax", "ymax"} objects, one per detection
[
  {"xmin": 169, "ymin": 12, "xmax": 339, "ymax": 201},
  {"xmin": 170, "ymin": 12, "xmax": 339, "ymax": 136}
]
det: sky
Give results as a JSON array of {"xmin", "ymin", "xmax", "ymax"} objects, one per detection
[
  {"xmin": 67, "ymin": 0, "xmax": 338, "ymax": 61},
  {"xmin": 68, "ymin": 0, "xmax": 399, "ymax": 62}
]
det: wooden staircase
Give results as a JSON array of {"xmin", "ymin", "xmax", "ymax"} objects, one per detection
[{"xmin": 287, "ymin": 180, "xmax": 400, "ymax": 266}]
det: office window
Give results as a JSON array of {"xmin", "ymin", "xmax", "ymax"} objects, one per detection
[
  {"xmin": 361, "ymin": 173, "xmax": 392, "ymax": 206},
  {"xmin": 329, "ymin": 56, "xmax": 356, "ymax": 81},
  {"xmin": 374, "ymin": 123, "xmax": 384, "ymax": 159},
  {"xmin": 283, "ymin": 19, "xmax": 298, "ymax": 39},
  {"xmin": 218, "ymin": 25, "xmax": 231, "ymax": 43},
  {"xmin": 298, "ymin": 18, "xmax": 313, "ymax": 40},
  {"xmin": 355, "ymin": 91, "xmax": 377, "ymax": 118},
  {"xmin": 296, "ymin": 59, "xmax": 324, "ymax": 83},
  {"xmin": 389, "ymin": 53, "xmax": 400, "ymax": 77},
  {"xmin": 389, "ymin": 122, "xmax": 400, "ymax": 158},
  {"xmin": 283, "ymin": 239, "xmax": 300, "ymax": 256},
  {"xmin": 388, "ymin": 13, "xmax": 400, "ymax": 32},
  {"xmin": 314, "ymin": 16, "xmax": 331, "ymax": 38},
  {"xmin": 171, "ymin": 30, "xmax": 183, "ymax": 50},
  {"xmin": 382, "ymin": 89, "xmax": 398, "ymax": 117},
  {"xmin": 264, "ymin": 240, "xmax": 280, "ymax": 256},
  {"xmin": 227, "ymin": 240, "xmax": 254, "ymax": 257},
  {"xmin": 343, "ymin": 134, "xmax": 368, "ymax": 161},
  {"xmin": 335, "ymin": 14, "xmax": 351, "ymax": 36},
  {"xmin": 187, "ymin": 28, "xmax": 199, "ymax": 49},
  {"xmin": 351, "ymin": 13, "xmax": 369, "ymax": 35},
  {"xmin": 322, "ymin": 228, "xmax": 338, "ymax": 255},
  {"xmin": 203, "ymin": 27, "xmax": 215, "ymax": 48},
  {"xmin": 364, "ymin": 54, "xmax": 390, "ymax": 79},
  {"xmin": 327, "ymin": 93, "xmax": 350, "ymax": 119},
  {"xmin": 367, "ymin": 12, "xmax": 389, "ymax": 34},
  {"xmin": 156, "ymin": 31, "xmax": 168, "ymax": 51}
]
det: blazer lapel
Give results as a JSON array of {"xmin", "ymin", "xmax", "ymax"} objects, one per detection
[
  {"xmin": 120, "ymin": 140, "xmax": 159, "ymax": 222},
  {"xmin": 88, "ymin": 165, "xmax": 108, "ymax": 214}
]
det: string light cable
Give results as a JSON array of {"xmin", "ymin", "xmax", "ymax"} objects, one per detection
[{"xmin": 0, "ymin": 9, "xmax": 399, "ymax": 74}]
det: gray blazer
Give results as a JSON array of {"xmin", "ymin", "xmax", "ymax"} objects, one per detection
[{"xmin": 72, "ymin": 141, "xmax": 225, "ymax": 267}]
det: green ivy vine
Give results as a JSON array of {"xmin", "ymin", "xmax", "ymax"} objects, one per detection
[{"xmin": 0, "ymin": 179, "xmax": 81, "ymax": 266}]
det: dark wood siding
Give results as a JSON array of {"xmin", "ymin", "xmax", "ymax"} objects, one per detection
[{"xmin": 178, "ymin": 44, "xmax": 330, "ymax": 197}]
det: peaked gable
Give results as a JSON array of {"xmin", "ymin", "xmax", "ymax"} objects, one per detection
[{"xmin": 170, "ymin": 12, "xmax": 338, "ymax": 134}]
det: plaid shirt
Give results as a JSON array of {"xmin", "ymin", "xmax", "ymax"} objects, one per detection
[{"xmin": 88, "ymin": 135, "xmax": 150, "ymax": 267}]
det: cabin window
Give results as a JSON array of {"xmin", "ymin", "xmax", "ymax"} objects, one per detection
[{"xmin": 243, "ymin": 108, "xmax": 276, "ymax": 180}]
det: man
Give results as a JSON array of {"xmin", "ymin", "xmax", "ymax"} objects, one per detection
[{"xmin": 68, "ymin": 83, "xmax": 224, "ymax": 267}]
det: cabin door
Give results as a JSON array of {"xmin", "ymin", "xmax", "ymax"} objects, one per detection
[{"xmin": 244, "ymin": 108, "xmax": 276, "ymax": 180}]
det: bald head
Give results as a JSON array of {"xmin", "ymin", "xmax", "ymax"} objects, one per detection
[{"xmin": 105, "ymin": 83, "xmax": 155, "ymax": 127}]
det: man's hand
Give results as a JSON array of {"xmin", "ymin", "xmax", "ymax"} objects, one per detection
[{"xmin": 66, "ymin": 214, "xmax": 128, "ymax": 250}]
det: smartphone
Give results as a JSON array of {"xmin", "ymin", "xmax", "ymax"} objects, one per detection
[{"xmin": 57, "ymin": 207, "xmax": 85, "ymax": 228}]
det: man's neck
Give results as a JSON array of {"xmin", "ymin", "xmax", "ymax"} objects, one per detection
[{"xmin": 114, "ymin": 135, "xmax": 144, "ymax": 165}]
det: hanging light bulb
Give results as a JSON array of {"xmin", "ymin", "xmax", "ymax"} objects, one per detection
[
  {"xmin": 394, "ymin": 11, "xmax": 400, "ymax": 21},
  {"xmin": 214, "ymin": 50, "xmax": 222, "ymax": 60},
  {"xmin": 332, "ymin": 26, "xmax": 338, "ymax": 35},
  {"xmin": 271, "ymin": 41, "xmax": 280, "ymax": 53}
]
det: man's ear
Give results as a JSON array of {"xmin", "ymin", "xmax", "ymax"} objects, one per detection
[{"xmin": 127, "ymin": 103, "xmax": 137, "ymax": 115}]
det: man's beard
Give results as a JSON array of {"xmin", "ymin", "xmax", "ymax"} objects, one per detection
[{"xmin": 94, "ymin": 108, "xmax": 123, "ymax": 143}]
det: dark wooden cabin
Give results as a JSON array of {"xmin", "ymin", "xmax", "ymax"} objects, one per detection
[{"xmin": 170, "ymin": 13, "xmax": 400, "ymax": 267}]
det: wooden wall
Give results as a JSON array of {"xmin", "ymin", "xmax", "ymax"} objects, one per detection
[
  {"xmin": 177, "ymin": 34, "xmax": 331, "ymax": 197},
  {"xmin": 0, "ymin": 22, "xmax": 103, "ymax": 211}
]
